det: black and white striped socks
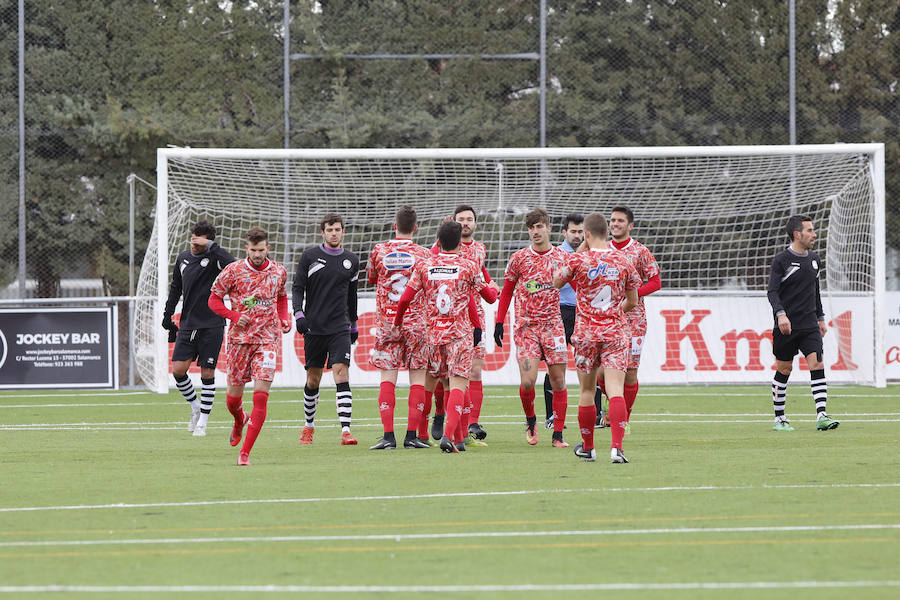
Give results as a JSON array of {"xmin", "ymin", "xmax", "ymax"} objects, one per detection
[{"xmin": 336, "ymin": 381, "xmax": 352, "ymax": 432}]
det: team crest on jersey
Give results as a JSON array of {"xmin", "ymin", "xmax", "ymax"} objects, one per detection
[
  {"xmin": 200, "ymin": 258, "xmax": 209, "ymax": 267},
  {"xmin": 428, "ymin": 266, "xmax": 460, "ymax": 280},
  {"xmin": 384, "ymin": 251, "xmax": 416, "ymax": 270},
  {"xmin": 588, "ymin": 262, "xmax": 619, "ymax": 280},
  {"xmin": 343, "ymin": 259, "xmax": 352, "ymax": 270},
  {"xmin": 812, "ymin": 260, "xmax": 818, "ymax": 270}
]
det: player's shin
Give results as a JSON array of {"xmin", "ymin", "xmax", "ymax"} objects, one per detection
[
  {"xmin": 623, "ymin": 382, "xmax": 639, "ymax": 420},
  {"xmin": 577, "ymin": 404, "xmax": 596, "ymax": 451},
  {"xmin": 552, "ymin": 389, "xmax": 568, "ymax": 433},
  {"xmin": 226, "ymin": 393, "xmax": 244, "ymax": 423},
  {"xmin": 407, "ymin": 384, "xmax": 425, "ymax": 433},
  {"xmin": 444, "ymin": 388, "xmax": 465, "ymax": 440},
  {"xmin": 418, "ymin": 389, "xmax": 432, "ymax": 440},
  {"xmin": 240, "ymin": 391, "xmax": 268, "ymax": 455},
  {"xmin": 378, "ymin": 381, "xmax": 396, "ymax": 433},
  {"xmin": 608, "ymin": 396, "xmax": 627, "ymax": 450},
  {"xmin": 468, "ymin": 381, "xmax": 484, "ymax": 423}
]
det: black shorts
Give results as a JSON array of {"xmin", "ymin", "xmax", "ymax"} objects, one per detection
[
  {"xmin": 561, "ymin": 304, "xmax": 576, "ymax": 346},
  {"xmin": 171, "ymin": 327, "xmax": 225, "ymax": 369},
  {"xmin": 772, "ymin": 327, "xmax": 823, "ymax": 363},
  {"xmin": 304, "ymin": 332, "xmax": 352, "ymax": 369}
]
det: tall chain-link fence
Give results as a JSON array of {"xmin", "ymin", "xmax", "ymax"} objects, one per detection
[{"xmin": 1, "ymin": 1, "xmax": 897, "ymax": 383}]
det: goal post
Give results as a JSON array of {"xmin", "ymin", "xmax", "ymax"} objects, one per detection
[{"xmin": 135, "ymin": 144, "xmax": 886, "ymax": 392}]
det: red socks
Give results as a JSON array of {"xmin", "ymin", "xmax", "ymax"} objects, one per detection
[
  {"xmin": 444, "ymin": 388, "xmax": 465, "ymax": 441},
  {"xmin": 226, "ymin": 393, "xmax": 244, "ymax": 424},
  {"xmin": 609, "ymin": 395, "xmax": 627, "ymax": 450},
  {"xmin": 240, "ymin": 391, "xmax": 268, "ymax": 455},
  {"xmin": 469, "ymin": 380, "xmax": 484, "ymax": 423},
  {"xmin": 520, "ymin": 386, "xmax": 536, "ymax": 419},
  {"xmin": 417, "ymin": 388, "xmax": 433, "ymax": 439},
  {"xmin": 552, "ymin": 389, "xmax": 568, "ymax": 433},
  {"xmin": 623, "ymin": 382, "xmax": 639, "ymax": 420},
  {"xmin": 577, "ymin": 404, "xmax": 597, "ymax": 451},
  {"xmin": 434, "ymin": 381, "xmax": 445, "ymax": 415},
  {"xmin": 378, "ymin": 381, "xmax": 396, "ymax": 433},
  {"xmin": 407, "ymin": 384, "xmax": 424, "ymax": 432}
]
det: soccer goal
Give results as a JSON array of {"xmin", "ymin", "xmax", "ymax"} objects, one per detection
[{"xmin": 135, "ymin": 144, "xmax": 885, "ymax": 392}]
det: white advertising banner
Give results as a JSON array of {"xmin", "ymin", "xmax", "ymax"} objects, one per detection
[
  {"xmin": 885, "ymin": 291, "xmax": 900, "ymax": 381},
  {"xmin": 172, "ymin": 293, "xmax": 882, "ymax": 387}
]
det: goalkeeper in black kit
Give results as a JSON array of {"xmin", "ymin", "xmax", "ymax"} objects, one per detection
[
  {"xmin": 293, "ymin": 213, "xmax": 361, "ymax": 446},
  {"xmin": 766, "ymin": 215, "xmax": 839, "ymax": 432},
  {"xmin": 162, "ymin": 220, "xmax": 236, "ymax": 437}
]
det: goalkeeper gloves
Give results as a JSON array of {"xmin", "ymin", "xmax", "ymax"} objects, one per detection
[
  {"xmin": 295, "ymin": 316, "xmax": 309, "ymax": 335},
  {"xmin": 493, "ymin": 322, "xmax": 504, "ymax": 348},
  {"xmin": 350, "ymin": 324, "xmax": 359, "ymax": 344},
  {"xmin": 473, "ymin": 327, "xmax": 482, "ymax": 347},
  {"xmin": 161, "ymin": 315, "xmax": 178, "ymax": 343}
]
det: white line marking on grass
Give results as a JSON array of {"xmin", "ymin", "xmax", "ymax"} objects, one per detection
[
  {"xmin": 2, "ymin": 581, "xmax": 900, "ymax": 593},
  {"xmin": 2, "ymin": 483, "xmax": 899, "ymax": 514},
  {"xmin": 2, "ymin": 523, "xmax": 900, "ymax": 548}
]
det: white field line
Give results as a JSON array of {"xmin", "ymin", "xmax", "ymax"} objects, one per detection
[
  {"xmin": 2, "ymin": 523, "xmax": 900, "ymax": 549},
  {"xmin": 2, "ymin": 581, "xmax": 900, "ymax": 593},
  {"xmin": 2, "ymin": 483, "xmax": 899, "ymax": 514}
]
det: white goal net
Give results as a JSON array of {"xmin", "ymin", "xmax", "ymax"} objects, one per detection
[{"xmin": 135, "ymin": 145, "xmax": 885, "ymax": 391}]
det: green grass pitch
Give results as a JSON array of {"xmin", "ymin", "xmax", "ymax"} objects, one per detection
[{"xmin": 1, "ymin": 384, "xmax": 899, "ymax": 598}]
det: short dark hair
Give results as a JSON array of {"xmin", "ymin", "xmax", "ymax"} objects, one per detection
[
  {"xmin": 395, "ymin": 205, "xmax": 417, "ymax": 235},
  {"xmin": 247, "ymin": 226, "xmax": 268, "ymax": 244},
  {"xmin": 320, "ymin": 213, "xmax": 343, "ymax": 231},
  {"xmin": 525, "ymin": 207, "xmax": 550, "ymax": 228},
  {"xmin": 785, "ymin": 215, "xmax": 811, "ymax": 243},
  {"xmin": 454, "ymin": 204, "xmax": 477, "ymax": 221},
  {"xmin": 191, "ymin": 219, "xmax": 216, "ymax": 241},
  {"xmin": 438, "ymin": 221, "xmax": 462, "ymax": 251},
  {"xmin": 611, "ymin": 206, "xmax": 634, "ymax": 224},
  {"xmin": 583, "ymin": 212, "xmax": 608, "ymax": 239},
  {"xmin": 562, "ymin": 213, "xmax": 584, "ymax": 230}
]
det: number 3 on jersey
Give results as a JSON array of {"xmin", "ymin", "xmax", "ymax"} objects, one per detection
[{"xmin": 388, "ymin": 272, "xmax": 408, "ymax": 302}]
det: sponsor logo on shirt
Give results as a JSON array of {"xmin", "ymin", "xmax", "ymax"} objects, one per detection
[
  {"xmin": 428, "ymin": 266, "xmax": 460, "ymax": 281},
  {"xmin": 524, "ymin": 279, "xmax": 551, "ymax": 293},
  {"xmin": 242, "ymin": 296, "xmax": 273, "ymax": 308},
  {"xmin": 435, "ymin": 318, "xmax": 453, "ymax": 330},
  {"xmin": 384, "ymin": 251, "xmax": 416, "ymax": 270},
  {"xmin": 588, "ymin": 262, "xmax": 619, "ymax": 280}
]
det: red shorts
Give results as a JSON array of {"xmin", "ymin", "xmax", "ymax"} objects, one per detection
[
  {"xmin": 628, "ymin": 334, "xmax": 645, "ymax": 369},
  {"xmin": 428, "ymin": 336, "xmax": 474, "ymax": 379},
  {"xmin": 369, "ymin": 325, "xmax": 431, "ymax": 371},
  {"xmin": 514, "ymin": 320, "xmax": 568, "ymax": 365},
  {"xmin": 572, "ymin": 334, "xmax": 629, "ymax": 373},
  {"xmin": 226, "ymin": 341, "xmax": 279, "ymax": 386}
]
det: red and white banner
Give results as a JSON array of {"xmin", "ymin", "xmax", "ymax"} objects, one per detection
[{"xmin": 172, "ymin": 292, "xmax": 886, "ymax": 387}]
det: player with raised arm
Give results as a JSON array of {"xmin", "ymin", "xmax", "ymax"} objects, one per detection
[
  {"xmin": 494, "ymin": 208, "xmax": 571, "ymax": 448},
  {"xmin": 207, "ymin": 227, "xmax": 291, "ymax": 466},
  {"xmin": 542, "ymin": 213, "xmax": 582, "ymax": 429},
  {"xmin": 599, "ymin": 206, "xmax": 661, "ymax": 433},
  {"xmin": 554, "ymin": 213, "xmax": 639, "ymax": 464},
  {"xmin": 293, "ymin": 213, "xmax": 361, "ymax": 446},
  {"xmin": 396, "ymin": 221, "xmax": 498, "ymax": 453},
  {"xmin": 767, "ymin": 216, "xmax": 839, "ymax": 432},
  {"xmin": 366, "ymin": 206, "xmax": 433, "ymax": 450},
  {"xmin": 429, "ymin": 205, "xmax": 498, "ymax": 443},
  {"xmin": 162, "ymin": 220, "xmax": 236, "ymax": 437}
]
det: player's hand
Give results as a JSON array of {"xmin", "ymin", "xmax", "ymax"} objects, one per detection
[
  {"xmin": 161, "ymin": 316, "xmax": 178, "ymax": 342},
  {"xmin": 190, "ymin": 235, "xmax": 212, "ymax": 248},
  {"xmin": 389, "ymin": 325, "xmax": 402, "ymax": 341},
  {"xmin": 295, "ymin": 316, "xmax": 309, "ymax": 334},
  {"xmin": 281, "ymin": 319, "xmax": 292, "ymax": 334},
  {"xmin": 473, "ymin": 327, "xmax": 482, "ymax": 347},
  {"xmin": 818, "ymin": 319, "xmax": 827, "ymax": 337},
  {"xmin": 350, "ymin": 326, "xmax": 359, "ymax": 344},
  {"xmin": 236, "ymin": 314, "xmax": 250, "ymax": 328},
  {"xmin": 777, "ymin": 314, "xmax": 791, "ymax": 335},
  {"xmin": 488, "ymin": 280, "xmax": 500, "ymax": 292},
  {"xmin": 493, "ymin": 322, "xmax": 504, "ymax": 348}
]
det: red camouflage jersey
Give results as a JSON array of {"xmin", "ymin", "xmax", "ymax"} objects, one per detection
[
  {"xmin": 504, "ymin": 245, "xmax": 569, "ymax": 327},
  {"xmin": 432, "ymin": 239, "xmax": 490, "ymax": 326},
  {"xmin": 408, "ymin": 252, "xmax": 487, "ymax": 346},
  {"xmin": 557, "ymin": 248, "xmax": 641, "ymax": 341},
  {"xmin": 210, "ymin": 258, "xmax": 288, "ymax": 345},
  {"xmin": 611, "ymin": 238, "xmax": 660, "ymax": 336},
  {"xmin": 367, "ymin": 238, "xmax": 430, "ymax": 333}
]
